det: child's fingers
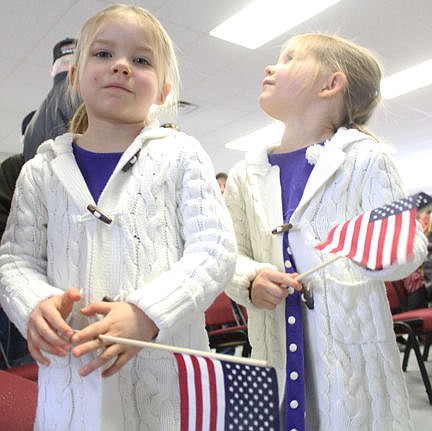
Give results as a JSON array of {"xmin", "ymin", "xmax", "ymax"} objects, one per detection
[
  {"xmin": 35, "ymin": 296, "xmax": 76, "ymax": 339},
  {"xmin": 77, "ymin": 343, "xmax": 139, "ymax": 377},
  {"xmin": 29, "ymin": 307, "xmax": 73, "ymax": 348},
  {"xmin": 41, "ymin": 308, "xmax": 75, "ymax": 340},
  {"xmin": 278, "ymin": 273, "xmax": 302, "ymax": 289},
  {"xmin": 57, "ymin": 287, "xmax": 82, "ymax": 325},
  {"xmin": 72, "ymin": 337, "xmax": 105, "ymax": 357},
  {"xmin": 59, "ymin": 287, "xmax": 82, "ymax": 310},
  {"xmin": 102, "ymin": 348, "xmax": 141, "ymax": 377},
  {"xmin": 27, "ymin": 342, "xmax": 50, "ymax": 366},
  {"xmin": 27, "ymin": 328, "xmax": 68, "ymax": 366},
  {"xmin": 256, "ymin": 268, "xmax": 302, "ymax": 289},
  {"xmin": 79, "ymin": 301, "xmax": 113, "ymax": 316},
  {"xmin": 71, "ymin": 314, "xmax": 112, "ymax": 345}
]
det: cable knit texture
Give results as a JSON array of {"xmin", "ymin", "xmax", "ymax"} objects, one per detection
[
  {"xmin": 0, "ymin": 124, "xmax": 237, "ymax": 431},
  {"xmin": 224, "ymin": 127, "xmax": 427, "ymax": 431}
]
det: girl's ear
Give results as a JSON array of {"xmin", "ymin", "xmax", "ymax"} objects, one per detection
[
  {"xmin": 155, "ymin": 83, "xmax": 172, "ymax": 105},
  {"xmin": 319, "ymin": 71, "xmax": 347, "ymax": 99}
]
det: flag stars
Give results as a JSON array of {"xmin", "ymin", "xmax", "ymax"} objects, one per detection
[
  {"xmin": 175, "ymin": 354, "xmax": 280, "ymax": 431},
  {"xmin": 222, "ymin": 362, "xmax": 279, "ymax": 429}
]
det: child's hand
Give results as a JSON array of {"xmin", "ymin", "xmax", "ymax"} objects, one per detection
[
  {"xmin": 27, "ymin": 287, "xmax": 82, "ymax": 366},
  {"xmin": 250, "ymin": 269, "xmax": 302, "ymax": 309},
  {"xmin": 71, "ymin": 301, "xmax": 159, "ymax": 378}
]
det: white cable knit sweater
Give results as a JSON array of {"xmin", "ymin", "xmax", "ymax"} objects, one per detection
[
  {"xmin": 0, "ymin": 125, "xmax": 237, "ymax": 431},
  {"xmin": 224, "ymin": 127, "xmax": 427, "ymax": 431}
]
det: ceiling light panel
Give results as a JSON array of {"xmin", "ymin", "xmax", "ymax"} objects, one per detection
[
  {"xmin": 225, "ymin": 122, "xmax": 284, "ymax": 151},
  {"xmin": 210, "ymin": 0, "xmax": 341, "ymax": 49},
  {"xmin": 381, "ymin": 58, "xmax": 432, "ymax": 99}
]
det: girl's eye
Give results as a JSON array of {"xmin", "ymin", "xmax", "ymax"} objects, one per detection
[
  {"xmin": 134, "ymin": 57, "xmax": 151, "ymax": 66},
  {"xmin": 95, "ymin": 50, "xmax": 111, "ymax": 59}
]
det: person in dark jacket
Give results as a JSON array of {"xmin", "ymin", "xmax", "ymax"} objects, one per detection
[
  {"xmin": 1, "ymin": 38, "xmax": 79, "ymax": 368},
  {"xmin": 22, "ymin": 37, "xmax": 80, "ymax": 161},
  {"xmin": 0, "ymin": 111, "xmax": 35, "ymax": 368}
]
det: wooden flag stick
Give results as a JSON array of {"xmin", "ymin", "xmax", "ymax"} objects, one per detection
[
  {"xmin": 99, "ymin": 334, "xmax": 268, "ymax": 367},
  {"xmin": 296, "ymin": 255, "xmax": 342, "ymax": 282}
]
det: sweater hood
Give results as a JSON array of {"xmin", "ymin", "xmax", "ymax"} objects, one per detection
[
  {"xmin": 36, "ymin": 121, "xmax": 178, "ymax": 166},
  {"xmin": 244, "ymin": 126, "xmax": 377, "ymax": 172}
]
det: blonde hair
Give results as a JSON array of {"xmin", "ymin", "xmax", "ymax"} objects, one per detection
[
  {"xmin": 426, "ymin": 215, "xmax": 432, "ymax": 236},
  {"xmin": 286, "ymin": 33, "xmax": 382, "ymax": 137},
  {"xmin": 69, "ymin": 4, "xmax": 179, "ymax": 134}
]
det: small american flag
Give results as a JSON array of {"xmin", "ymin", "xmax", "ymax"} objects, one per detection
[
  {"xmin": 315, "ymin": 192, "xmax": 432, "ymax": 270},
  {"xmin": 174, "ymin": 353, "xmax": 280, "ymax": 431}
]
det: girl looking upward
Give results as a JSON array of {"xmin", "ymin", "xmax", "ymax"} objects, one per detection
[{"xmin": 224, "ymin": 33, "xmax": 427, "ymax": 431}]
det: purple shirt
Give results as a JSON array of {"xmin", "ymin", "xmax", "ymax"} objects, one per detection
[
  {"xmin": 268, "ymin": 146, "xmax": 315, "ymax": 431},
  {"xmin": 73, "ymin": 142, "xmax": 122, "ymax": 203}
]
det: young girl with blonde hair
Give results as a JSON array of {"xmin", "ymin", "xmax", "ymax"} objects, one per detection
[
  {"xmin": 0, "ymin": 5, "xmax": 236, "ymax": 430},
  {"xmin": 224, "ymin": 33, "xmax": 427, "ymax": 430}
]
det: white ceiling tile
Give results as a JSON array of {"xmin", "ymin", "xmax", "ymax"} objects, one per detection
[{"xmin": 1, "ymin": 0, "xmax": 431, "ymax": 192}]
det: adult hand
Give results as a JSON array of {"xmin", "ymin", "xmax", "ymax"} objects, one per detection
[
  {"xmin": 71, "ymin": 301, "xmax": 159, "ymax": 378},
  {"xmin": 27, "ymin": 287, "xmax": 82, "ymax": 366},
  {"xmin": 250, "ymin": 268, "xmax": 302, "ymax": 309}
]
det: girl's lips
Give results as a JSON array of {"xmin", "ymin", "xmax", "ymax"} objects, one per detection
[
  {"xmin": 262, "ymin": 79, "xmax": 274, "ymax": 87},
  {"xmin": 105, "ymin": 84, "xmax": 131, "ymax": 92}
]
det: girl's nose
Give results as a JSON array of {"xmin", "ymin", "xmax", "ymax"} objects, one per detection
[
  {"xmin": 111, "ymin": 60, "xmax": 130, "ymax": 75},
  {"xmin": 265, "ymin": 65, "xmax": 274, "ymax": 76}
]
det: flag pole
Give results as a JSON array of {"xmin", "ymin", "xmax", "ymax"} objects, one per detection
[
  {"xmin": 99, "ymin": 334, "xmax": 268, "ymax": 367},
  {"xmin": 296, "ymin": 255, "xmax": 342, "ymax": 282}
]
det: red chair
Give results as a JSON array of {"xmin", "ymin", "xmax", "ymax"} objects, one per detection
[
  {"xmin": 5, "ymin": 362, "xmax": 39, "ymax": 381},
  {"xmin": 385, "ymin": 280, "xmax": 432, "ymax": 404},
  {"xmin": 205, "ymin": 292, "xmax": 251, "ymax": 357},
  {"xmin": 0, "ymin": 370, "xmax": 37, "ymax": 431}
]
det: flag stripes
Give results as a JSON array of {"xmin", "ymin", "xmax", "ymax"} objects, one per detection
[
  {"xmin": 316, "ymin": 193, "xmax": 431, "ymax": 270},
  {"xmin": 175, "ymin": 353, "xmax": 225, "ymax": 431}
]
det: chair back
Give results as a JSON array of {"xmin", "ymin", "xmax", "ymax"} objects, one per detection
[
  {"xmin": 205, "ymin": 292, "xmax": 237, "ymax": 327},
  {"xmin": 385, "ymin": 280, "xmax": 408, "ymax": 313},
  {"xmin": 0, "ymin": 370, "xmax": 37, "ymax": 430}
]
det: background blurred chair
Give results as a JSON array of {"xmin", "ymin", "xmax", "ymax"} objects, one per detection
[
  {"xmin": 1, "ymin": 331, "xmax": 38, "ymax": 381},
  {"xmin": 5, "ymin": 362, "xmax": 38, "ymax": 381},
  {"xmin": 385, "ymin": 280, "xmax": 432, "ymax": 404},
  {"xmin": 205, "ymin": 292, "xmax": 251, "ymax": 357},
  {"xmin": 0, "ymin": 370, "xmax": 37, "ymax": 430}
]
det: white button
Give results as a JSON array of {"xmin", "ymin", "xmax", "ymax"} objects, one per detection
[
  {"xmin": 289, "ymin": 343, "xmax": 297, "ymax": 352},
  {"xmin": 290, "ymin": 429, "xmax": 298, "ymax": 431},
  {"xmin": 290, "ymin": 400, "xmax": 299, "ymax": 409},
  {"xmin": 284, "ymin": 260, "xmax": 292, "ymax": 268},
  {"xmin": 287, "ymin": 247, "xmax": 292, "ymax": 255},
  {"xmin": 287, "ymin": 316, "xmax": 296, "ymax": 325},
  {"xmin": 290, "ymin": 371, "xmax": 299, "ymax": 380},
  {"xmin": 287, "ymin": 287, "xmax": 295, "ymax": 294}
]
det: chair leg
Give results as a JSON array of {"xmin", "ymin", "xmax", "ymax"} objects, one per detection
[
  {"xmin": 402, "ymin": 339, "xmax": 412, "ymax": 372},
  {"xmin": 0, "ymin": 341, "xmax": 11, "ymax": 369},
  {"xmin": 394, "ymin": 322, "xmax": 432, "ymax": 405},
  {"xmin": 409, "ymin": 332, "xmax": 432, "ymax": 405},
  {"xmin": 422, "ymin": 334, "xmax": 431, "ymax": 362},
  {"xmin": 241, "ymin": 342, "xmax": 251, "ymax": 358}
]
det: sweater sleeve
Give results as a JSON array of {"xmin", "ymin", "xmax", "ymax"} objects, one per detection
[
  {"xmin": 126, "ymin": 137, "xmax": 238, "ymax": 342},
  {"xmin": 0, "ymin": 161, "xmax": 64, "ymax": 338},
  {"xmin": 348, "ymin": 146, "xmax": 427, "ymax": 280},
  {"xmin": 223, "ymin": 162, "xmax": 277, "ymax": 307}
]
